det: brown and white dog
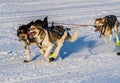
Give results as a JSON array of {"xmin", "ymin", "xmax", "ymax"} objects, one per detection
[
  {"xmin": 17, "ymin": 17, "xmax": 48, "ymax": 62},
  {"xmin": 94, "ymin": 15, "xmax": 119, "ymax": 42},
  {"xmin": 30, "ymin": 22, "xmax": 79, "ymax": 62}
]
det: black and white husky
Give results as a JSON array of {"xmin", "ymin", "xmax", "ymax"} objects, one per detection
[{"xmin": 30, "ymin": 18, "xmax": 79, "ymax": 62}]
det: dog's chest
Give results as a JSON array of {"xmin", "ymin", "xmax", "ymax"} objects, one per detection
[{"xmin": 36, "ymin": 34, "xmax": 53, "ymax": 47}]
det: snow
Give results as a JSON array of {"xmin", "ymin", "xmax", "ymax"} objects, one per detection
[{"xmin": 0, "ymin": 0, "xmax": 120, "ymax": 83}]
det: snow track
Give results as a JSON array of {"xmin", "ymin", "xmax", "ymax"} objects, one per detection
[{"xmin": 0, "ymin": 0, "xmax": 120, "ymax": 83}]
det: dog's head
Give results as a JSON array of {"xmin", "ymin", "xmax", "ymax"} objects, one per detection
[
  {"xmin": 17, "ymin": 21, "xmax": 34, "ymax": 41},
  {"xmin": 30, "ymin": 25, "xmax": 43, "ymax": 38},
  {"xmin": 94, "ymin": 18, "xmax": 104, "ymax": 32}
]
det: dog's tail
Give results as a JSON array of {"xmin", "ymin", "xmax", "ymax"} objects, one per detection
[{"xmin": 68, "ymin": 30, "xmax": 79, "ymax": 42}]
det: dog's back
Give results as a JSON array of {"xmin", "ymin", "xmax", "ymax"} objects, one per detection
[{"xmin": 104, "ymin": 15, "xmax": 117, "ymax": 28}]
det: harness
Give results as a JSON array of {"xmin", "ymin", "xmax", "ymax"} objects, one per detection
[
  {"xmin": 36, "ymin": 25, "xmax": 70, "ymax": 47},
  {"xmin": 48, "ymin": 28, "xmax": 66, "ymax": 36}
]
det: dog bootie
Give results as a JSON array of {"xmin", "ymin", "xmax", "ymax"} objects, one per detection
[
  {"xmin": 49, "ymin": 52, "xmax": 56, "ymax": 61},
  {"xmin": 49, "ymin": 57, "xmax": 55, "ymax": 61},
  {"xmin": 117, "ymin": 52, "xmax": 120, "ymax": 56},
  {"xmin": 116, "ymin": 41, "xmax": 120, "ymax": 46},
  {"xmin": 24, "ymin": 60, "xmax": 30, "ymax": 63}
]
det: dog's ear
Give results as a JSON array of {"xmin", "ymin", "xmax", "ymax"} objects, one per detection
[
  {"xmin": 43, "ymin": 16, "xmax": 48, "ymax": 28},
  {"xmin": 101, "ymin": 18, "xmax": 105, "ymax": 23},
  {"xmin": 95, "ymin": 18, "xmax": 104, "ymax": 23},
  {"xmin": 95, "ymin": 18, "xmax": 97, "ymax": 23},
  {"xmin": 28, "ymin": 21, "xmax": 34, "ymax": 25},
  {"xmin": 95, "ymin": 18, "xmax": 102, "ymax": 21},
  {"xmin": 27, "ymin": 21, "xmax": 34, "ymax": 28},
  {"xmin": 44, "ymin": 16, "xmax": 48, "ymax": 22}
]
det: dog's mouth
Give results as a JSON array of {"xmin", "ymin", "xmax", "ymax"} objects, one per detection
[
  {"xmin": 18, "ymin": 32, "xmax": 36, "ymax": 41},
  {"xmin": 28, "ymin": 31, "xmax": 36, "ymax": 38},
  {"xmin": 95, "ymin": 27, "xmax": 100, "ymax": 32},
  {"xmin": 94, "ymin": 25, "xmax": 101, "ymax": 32},
  {"xmin": 18, "ymin": 36, "xmax": 26, "ymax": 41},
  {"xmin": 18, "ymin": 37, "xmax": 24, "ymax": 41}
]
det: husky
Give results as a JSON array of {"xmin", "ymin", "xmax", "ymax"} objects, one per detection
[
  {"xmin": 94, "ymin": 15, "xmax": 119, "ymax": 42},
  {"xmin": 30, "ymin": 19, "xmax": 79, "ymax": 62}
]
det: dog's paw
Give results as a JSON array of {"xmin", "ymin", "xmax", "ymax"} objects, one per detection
[
  {"xmin": 24, "ymin": 60, "xmax": 30, "ymax": 63},
  {"xmin": 49, "ymin": 57, "xmax": 55, "ymax": 62},
  {"xmin": 49, "ymin": 52, "xmax": 55, "ymax": 62},
  {"xmin": 117, "ymin": 52, "xmax": 120, "ymax": 56}
]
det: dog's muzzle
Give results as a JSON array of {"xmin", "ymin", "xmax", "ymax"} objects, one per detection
[
  {"xmin": 18, "ymin": 36, "xmax": 25, "ymax": 41},
  {"xmin": 94, "ymin": 25, "xmax": 102, "ymax": 32},
  {"xmin": 18, "ymin": 33, "xmax": 28, "ymax": 41}
]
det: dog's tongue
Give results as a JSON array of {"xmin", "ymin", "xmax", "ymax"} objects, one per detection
[
  {"xmin": 27, "ymin": 32, "xmax": 32, "ymax": 36},
  {"xmin": 27, "ymin": 32, "xmax": 34, "ymax": 38}
]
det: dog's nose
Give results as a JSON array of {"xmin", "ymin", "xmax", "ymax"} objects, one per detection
[{"xmin": 94, "ymin": 25, "xmax": 97, "ymax": 28}]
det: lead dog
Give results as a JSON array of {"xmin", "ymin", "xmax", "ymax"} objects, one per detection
[
  {"xmin": 30, "ymin": 21, "xmax": 79, "ymax": 62},
  {"xmin": 94, "ymin": 15, "xmax": 119, "ymax": 42},
  {"xmin": 17, "ymin": 17, "xmax": 48, "ymax": 62}
]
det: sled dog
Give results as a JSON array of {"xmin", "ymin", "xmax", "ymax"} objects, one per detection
[
  {"xmin": 30, "ymin": 20, "xmax": 79, "ymax": 62},
  {"xmin": 94, "ymin": 15, "xmax": 119, "ymax": 42}
]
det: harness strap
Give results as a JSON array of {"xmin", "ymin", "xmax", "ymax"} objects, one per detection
[
  {"xmin": 44, "ymin": 26, "xmax": 70, "ymax": 37},
  {"xmin": 48, "ymin": 29, "xmax": 65, "ymax": 36},
  {"xmin": 37, "ymin": 40, "xmax": 43, "ymax": 48}
]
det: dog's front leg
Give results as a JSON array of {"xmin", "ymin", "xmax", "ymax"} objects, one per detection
[
  {"xmin": 44, "ymin": 45, "xmax": 53, "ymax": 62},
  {"xmin": 115, "ymin": 31, "xmax": 119, "ymax": 42},
  {"xmin": 24, "ymin": 44, "xmax": 31, "ymax": 62},
  {"xmin": 109, "ymin": 33, "xmax": 113, "ymax": 41},
  {"xmin": 101, "ymin": 34, "xmax": 106, "ymax": 43},
  {"xmin": 50, "ymin": 41, "xmax": 63, "ymax": 61}
]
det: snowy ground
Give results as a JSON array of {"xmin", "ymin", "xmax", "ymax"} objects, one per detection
[{"xmin": 0, "ymin": 0, "xmax": 120, "ymax": 83}]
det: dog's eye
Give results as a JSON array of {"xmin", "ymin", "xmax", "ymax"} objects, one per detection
[
  {"xmin": 21, "ymin": 30, "xmax": 24, "ymax": 32},
  {"xmin": 31, "ymin": 28, "xmax": 35, "ymax": 30}
]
